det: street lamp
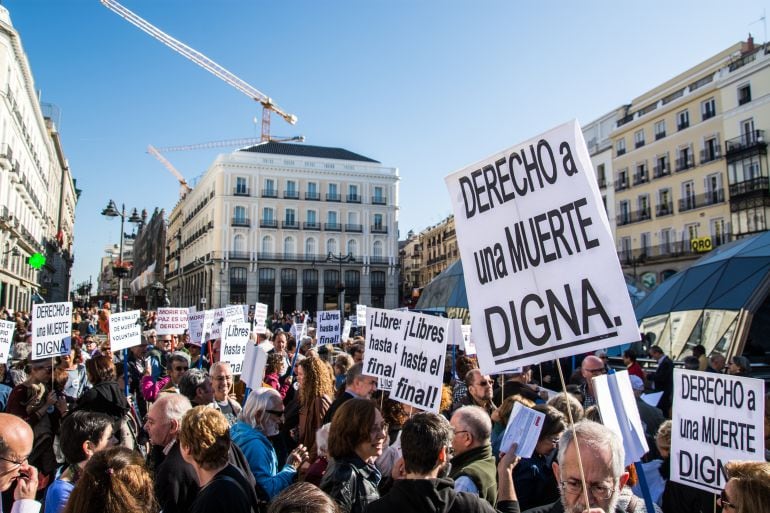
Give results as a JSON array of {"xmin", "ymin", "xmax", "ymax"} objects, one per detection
[
  {"xmin": 101, "ymin": 200, "xmax": 141, "ymax": 312},
  {"xmin": 219, "ymin": 265, "xmax": 225, "ymax": 307},
  {"xmin": 326, "ymin": 252, "xmax": 354, "ymax": 327}
]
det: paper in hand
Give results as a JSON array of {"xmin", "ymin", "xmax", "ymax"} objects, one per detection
[{"xmin": 499, "ymin": 402, "xmax": 546, "ymax": 458}]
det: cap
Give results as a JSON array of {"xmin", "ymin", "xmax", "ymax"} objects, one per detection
[{"xmin": 629, "ymin": 375, "xmax": 644, "ymax": 391}]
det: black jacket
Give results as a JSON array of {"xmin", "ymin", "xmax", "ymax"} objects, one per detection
[
  {"xmin": 367, "ymin": 478, "xmax": 520, "ymax": 513},
  {"xmin": 72, "ymin": 380, "xmax": 129, "ymax": 419},
  {"xmin": 320, "ymin": 455, "xmax": 381, "ymax": 513},
  {"xmin": 155, "ymin": 441, "xmax": 200, "ymax": 513}
]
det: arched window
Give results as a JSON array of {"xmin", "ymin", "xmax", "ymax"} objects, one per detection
[
  {"xmin": 233, "ymin": 234, "xmax": 245, "ymax": 253},
  {"xmin": 261, "ymin": 235, "xmax": 274, "ymax": 254},
  {"xmin": 347, "ymin": 239, "xmax": 357, "ymax": 257},
  {"xmin": 373, "ymin": 240, "xmax": 383, "ymax": 258},
  {"xmin": 305, "ymin": 237, "xmax": 316, "ymax": 257},
  {"xmin": 327, "ymin": 238, "xmax": 338, "ymax": 255},
  {"xmin": 284, "ymin": 236, "xmax": 296, "ymax": 257}
]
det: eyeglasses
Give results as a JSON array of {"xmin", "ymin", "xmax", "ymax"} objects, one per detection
[
  {"xmin": 475, "ymin": 379, "xmax": 493, "ymax": 387},
  {"xmin": 453, "ymin": 430, "xmax": 469, "ymax": 437},
  {"xmin": 370, "ymin": 422, "xmax": 389, "ymax": 437},
  {"xmin": 32, "ymin": 366, "xmax": 52, "ymax": 372},
  {"xmin": 584, "ymin": 367, "xmax": 607, "ymax": 376},
  {"xmin": 560, "ymin": 479, "xmax": 615, "ymax": 500},
  {"xmin": 718, "ymin": 490, "xmax": 736, "ymax": 510},
  {"xmin": 265, "ymin": 409, "xmax": 285, "ymax": 418},
  {"xmin": 0, "ymin": 454, "xmax": 28, "ymax": 468},
  {"xmin": 173, "ymin": 366, "xmax": 189, "ymax": 372}
]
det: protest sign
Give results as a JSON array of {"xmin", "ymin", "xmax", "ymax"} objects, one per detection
[
  {"xmin": 390, "ymin": 310, "xmax": 449, "ymax": 412},
  {"xmin": 445, "ymin": 120, "xmax": 639, "ymax": 373},
  {"xmin": 253, "ymin": 303, "xmax": 268, "ymax": 334},
  {"xmin": 0, "ymin": 319, "xmax": 13, "ymax": 365},
  {"xmin": 594, "ymin": 370, "xmax": 648, "ymax": 466},
  {"xmin": 109, "ymin": 310, "xmax": 142, "ymax": 352},
  {"xmin": 447, "ymin": 319, "xmax": 462, "ymax": 346},
  {"xmin": 241, "ymin": 341, "xmax": 268, "ymax": 388},
  {"xmin": 32, "ymin": 302, "xmax": 71, "ymax": 360},
  {"xmin": 356, "ymin": 304, "xmax": 367, "ymax": 327},
  {"xmin": 317, "ymin": 310, "xmax": 341, "ymax": 345},
  {"xmin": 290, "ymin": 322, "xmax": 306, "ymax": 340},
  {"xmin": 220, "ymin": 321, "xmax": 250, "ymax": 375},
  {"xmin": 226, "ymin": 305, "xmax": 247, "ymax": 322},
  {"xmin": 187, "ymin": 311, "xmax": 206, "ymax": 345},
  {"xmin": 671, "ymin": 369, "xmax": 765, "ymax": 493},
  {"xmin": 364, "ymin": 308, "xmax": 404, "ymax": 391},
  {"xmin": 342, "ymin": 320, "xmax": 352, "ymax": 342},
  {"xmin": 155, "ymin": 308, "xmax": 189, "ymax": 335},
  {"xmin": 500, "ymin": 402, "xmax": 545, "ymax": 457},
  {"xmin": 461, "ymin": 324, "xmax": 477, "ymax": 355}
]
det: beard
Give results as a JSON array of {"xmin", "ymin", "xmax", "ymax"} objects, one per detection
[{"xmin": 559, "ymin": 490, "xmax": 620, "ymax": 513}]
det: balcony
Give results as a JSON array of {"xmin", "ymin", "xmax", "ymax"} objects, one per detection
[
  {"xmin": 655, "ymin": 131, "xmax": 666, "ymax": 140},
  {"xmin": 326, "ymin": 193, "xmax": 341, "ymax": 202},
  {"xmin": 729, "ymin": 176, "xmax": 769, "ymax": 197},
  {"xmin": 345, "ymin": 223, "xmax": 363, "ymax": 232},
  {"xmin": 305, "ymin": 191, "xmax": 320, "ymax": 200},
  {"xmin": 283, "ymin": 190, "xmax": 299, "ymax": 199},
  {"xmin": 616, "ymin": 208, "xmax": 651, "ymax": 226},
  {"xmin": 678, "ymin": 189, "xmax": 725, "ymax": 212},
  {"xmin": 228, "ymin": 251, "xmax": 250, "ymax": 260},
  {"xmin": 635, "ymin": 140, "xmax": 645, "ymax": 149},
  {"xmin": 597, "ymin": 177, "xmax": 607, "ymax": 188},
  {"xmin": 303, "ymin": 221, "xmax": 321, "ymax": 230},
  {"xmin": 617, "ymin": 114, "xmax": 634, "ymax": 127},
  {"xmin": 370, "ymin": 256, "xmax": 389, "ymax": 264},
  {"xmin": 282, "ymin": 220, "xmax": 300, "ymax": 230},
  {"xmin": 231, "ymin": 217, "xmax": 250, "ymax": 227},
  {"xmin": 616, "ymin": 147, "xmax": 626, "ymax": 156},
  {"xmin": 260, "ymin": 219, "xmax": 278, "ymax": 228},
  {"xmin": 324, "ymin": 222, "xmax": 342, "ymax": 231},
  {"xmin": 653, "ymin": 164, "xmax": 670, "ymax": 179},
  {"xmin": 261, "ymin": 189, "xmax": 278, "ymax": 198},
  {"xmin": 702, "ymin": 110, "xmax": 716, "ymax": 121},
  {"xmin": 633, "ymin": 172, "xmax": 649, "ymax": 186},
  {"xmin": 346, "ymin": 194, "xmax": 361, "ymax": 203},
  {"xmin": 700, "ymin": 147, "xmax": 721, "ymax": 164},
  {"xmin": 615, "ymin": 179, "xmax": 629, "ymax": 192},
  {"xmin": 725, "ymin": 130, "xmax": 766, "ymax": 159},
  {"xmin": 678, "ymin": 121, "xmax": 689, "ymax": 131},
  {"xmin": 371, "ymin": 225, "xmax": 388, "ymax": 233},
  {"xmin": 675, "ymin": 157, "xmax": 695, "ymax": 172},
  {"xmin": 738, "ymin": 91, "xmax": 752, "ymax": 106},
  {"xmin": 656, "ymin": 202, "xmax": 674, "ymax": 217},
  {"xmin": 617, "ymin": 234, "xmax": 733, "ymax": 265},
  {"xmin": 233, "ymin": 187, "xmax": 250, "ymax": 196},
  {"xmin": 372, "ymin": 196, "xmax": 387, "ymax": 205}
]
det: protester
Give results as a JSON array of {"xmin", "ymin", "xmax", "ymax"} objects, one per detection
[
  {"xmin": 178, "ymin": 368, "xmax": 215, "ymax": 407},
  {"xmin": 629, "ymin": 375, "xmax": 664, "ymax": 446},
  {"xmin": 55, "ymin": 347, "xmax": 89, "ymax": 401},
  {"xmin": 706, "ymin": 354, "xmax": 726, "ymax": 373},
  {"xmin": 332, "ymin": 353, "xmax": 354, "ymax": 392},
  {"xmin": 296, "ymin": 356, "xmax": 334, "ymax": 461},
  {"xmin": 453, "ymin": 369, "xmax": 496, "ymax": 417},
  {"xmin": 622, "ymin": 349, "xmax": 646, "ymax": 383},
  {"xmin": 728, "ymin": 355, "xmax": 752, "ymax": 377},
  {"xmin": 230, "ymin": 387, "xmax": 308, "ymax": 499},
  {"xmin": 682, "ymin": 356, "xmax": 700, "ymax": 370},
  {"xmin": 720, "ymin": 460, "xmax": 770, "ymax": 513},
  {"xmin": 141, "ymin": 351, "xmax": 190, "ymax": 401},
  {"xmin": 546, "ymin": 392, "xmax": 584, "ymax": 424},
  {"xmin": 493, "ymin": 366, "xmax": 544, "ymax": 405},
  {"xmin": 692, "ymin": 344, "xmax": 708, "ymax": 371},
  {"xmin": 210, "ymin": 361, "xmax": 241, "ymax": 426},
  {"xmin": 448, "ymin": 405, "xmax": 498, "ymax": 505},
  {"xmin": 578, "ymin": 355, "xmax": 606, "ymax": 408},
  {"xmin": 348, "ymin": 343, "xmax": 364, "ymax": 365},
  {"xmin": 322, "ymin": 363, "xmax": 377, "ymax": 424},
  {"xmin": 61, "ymin": 446, "xmax": 158, "ymax": 513},
  {"xmin": 144, "ymin": 394, "xmax": 198, "ymax": 513},
  {"xmin": 44, "ymin": 411, "xmax": 116, "ymax": 513},
  {"xmin": 367, "ymin": 411, "xmax": 521, "ymax": 513},
  {"xmin": 320, "ymin": 398, "xmax": 385, "ymax": 513},
  {"xmin": 305, "ymin": 423, "xmax": 331, "ymax": 486},
  {"xmin": 179, "ymin": 406, "xmax": 259, "ymax": 513},
  {"xmin": 452, "ymin": 356, "xmax": 478, "ymax": 403},
  {"xmin": 491, "ymin": 395, "xmax": 536, "ymax": 457},
  {"xmin": 72, "ymin": 355, "xmax": 129, "ymax": 421},
  {"xmin": 264, "ymin": 353, "xmax": 292, "ymax": 399},
  {"xmin": 267, "ymin": 482, "xmax": 340, "ymax": 513},
  {"xmin": 648, "ymin": 346, "xmax": 674, "ymax": 416},
  {"xmin": 269, "ymin": 331, "xmax": 291, "ymax": 376},
  {"xmin": 0, "ymin": 412, "xmax": 40, "ymax": 513}
]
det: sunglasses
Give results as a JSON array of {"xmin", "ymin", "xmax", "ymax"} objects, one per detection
[
  {"xmin": 718, "ymin": 490, "xmax": 735, "ymax": 510},
  {"xmin": 265, "ymin": 409, "xmax": 285, "ymax": 417},
  {"xmin": 173, "ymin": 366, "xmax": 189, "ymax": 372},
  {"xmin": 476, "ymin": 379, "xmax": 493, "ymax": 386}
]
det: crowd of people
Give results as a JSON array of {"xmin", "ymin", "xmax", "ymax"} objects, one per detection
[{"xmin": 0, "ymin": 305, "xmax": 769, "ymax": 513}]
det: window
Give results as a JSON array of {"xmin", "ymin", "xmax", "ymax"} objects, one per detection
[
  {"xmin": 347, "ymin": 211, "xmax": 358, "ymax": 224},
  {"xmin": 711, "ymin": 218, "xmax": 727, "ymax": 245},
  {"xmin": 634, "ymin": 162, "xmax": 648, "ymax": 185},
  {"xmin": 654, "ymin": 154, "xmax": 669, "ymax": 178},
  {"xmin": 347, "ymin": 239, "xmax": 357, "ymax": 257},
  {"xmin": 686, "ymin": 223, "xmax": 699, "ymax": 241},
  {"xmin": 677, "ymin": 110, "xmax": 689, "ymax": 130},
  {"xmin": 327, "ymin": 238, "xmax": 338, "ymax": 254},
  {"xmin": 232, "ymin": 234, "xmax": 245, "ymax": 253},
  {"xmin": 701, "ymin": 98, "xmax": 716, "ymax": 120},
  {"xmin": 263, "ymin": 207, "xmax": 274, "ymax": 221},
  {"xmin": 234, "ymin": 206, "xmax": 246, "ymax": 222},
  {"xmin": 620, "ymin": 237, "xmax": 632, "ymax": 262},
  {"xmin": 235, "ymin": 177, "xmax": 248, "ymax": 195},
  {"xmin": 329, "ymin": 183, "xmax": 338, "ymax": 195},
  {"xmin": 654, "ymin": 120, "xmax": 666, "ymax": 140},
  {"xmin": 638, "ymin": 194, "xmax": 650, "ymax": 219},
  {"xmin": 657, "ymin": 188, "xmax": 672, "ymax": 216},
  {"xmin": 373, "ymin": 186, "xmax": 385, "ymax": 204},
  {"xmin": 308, "ymin": 182, "xmax": 317, "ymax": 194},
  {"xmin": 706, "ymin": 173, "xmax": 723, "ymax": 204},
  {"xmin": 261, "ymin": 235, "xmax": 274, "ymax": 254},
  {"xmin": 306, "ymin": 182, "xmax": 319, "ymax": 200},
  {"xmin": 327, "ymin": 183, "xmax": 340, "ymax": 201},
  {"xmin": 285, "ymin": 208, "xmax": 296, "ymax": 225},
  {"xmin": 661, "ymin": 228, "xmax": 674, "ymax": 253},
  {"xmin": 677, "ymin": 146, "xmax": 693, "ymax": 171},
  {"xmin": 682, "ymin": 181, "xmax": 695, "ymax": 210},
  {"xmin": 284, "ymin": 236, "xmax": 295, "ymax": 255},
  {"xmin": 596, "ymin": 164, "xmax": 606, "ymax": 187},
  {"xmin": 702, "ymin": 137, "xmax": 720, "ymax": 163},
  {"xmin": 327, "ymin": 211, "xmax": 337, "ymax": 224},
  {"xmin": 285, "ymin": 180, "xmax": 298, "ymax": 199},
  {"xmin": 616, "ymin": 168, "xmax": 628, "ymax": 191},
  {"xmin": 265, "ymin": 179, "xmax": 275, "ymax": 193},
  {"xmin": 373, "ymin": 240, "xmax": 383, "ymax": 258},
  {"xmin": 738, "ymin": 84, "xmax": 752, "ymax": 105},
  {"xmin": 634, "ymin": 129, "xmax": 645, "ymax": 149},
  {"xmin": 305, "ymin": 237, "xmax": 316, "ymax": 256},
  {"xmin": 348, "ymin": 184, "xmax": 359, "ymax": 202},
  {"xmin": 306, "ymin": 210, "xmax": 317, "ymax": 224},
  {"xmin": 619, "ymin": 200, "xmax": 630, "ymax": 225},
  {"xmin": 373, "ymin": 214, "xmax": 383, "ymax": 229},
  {"xmin": 616, "ymin": 138, "xmax": 626, "ymax": 156},
  {"xmin": 640, "ymin": 233, "xmax": 651, "ymax": 255}
]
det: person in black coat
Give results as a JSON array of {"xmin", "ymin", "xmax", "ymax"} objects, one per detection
[{"xmin": 648, "ymin": 345, "xmax": 674, "ymax": 417}]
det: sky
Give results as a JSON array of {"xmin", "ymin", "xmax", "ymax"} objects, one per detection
[{"xmin": 3, "ymin": 0, "xmax": 769, "ymax": 288}]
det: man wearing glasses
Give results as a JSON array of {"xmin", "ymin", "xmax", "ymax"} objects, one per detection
[
  {"xmin": 449, "ymin": 406, "xmax": 498, "ymax": 506},
  {"xmin": 578, "ymin": 355, "xmax": 607, "ymax": 409},
  {"xmin": 523, "ymin": 420, "xmax": 629, "ymax": 513},
  {"xmin": 452, "ymin": 369, "xmax": 497, "ymax": 416},
  {"xmin": 0, "ymin": 413, "xmax": 40, "ymax": 513}
]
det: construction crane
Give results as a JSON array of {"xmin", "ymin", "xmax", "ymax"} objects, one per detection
[
  {"xmin": 154, "ymin": 135, "xmax": 304, "ymax": 154},
  {"xmin": 100, "ymin": 0, "xmax": 297, "ymax": 142},
  {"xmin": 146, "ymin": 144, "xmax": 192, "ymax": 198}
]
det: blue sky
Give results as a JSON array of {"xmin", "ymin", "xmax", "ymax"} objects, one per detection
[{"xmin": 4, "ymin": 0, "xmax": 768, "ymax": 288}]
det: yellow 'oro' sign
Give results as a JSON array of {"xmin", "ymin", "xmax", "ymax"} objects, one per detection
[{"xmin": 690, "ymin": 236, "xmax": 713, "ymax": 253}]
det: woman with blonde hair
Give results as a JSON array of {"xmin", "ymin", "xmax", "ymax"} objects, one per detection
[
  {"xmin": 62, "ymin": 446, "xmax": 157, "ymax": 513},
  {"xmin": 720, "ymin": 460, "xmax": 770, "ymax": 513},
  {"xmin": 296, "ymin": 356, "xmax": 334, "ymax": 461}
]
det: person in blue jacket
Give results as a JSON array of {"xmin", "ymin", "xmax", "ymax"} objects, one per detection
[{"xmin": 230, "ymin": 387, "xmax": 308, "ymax": 500}]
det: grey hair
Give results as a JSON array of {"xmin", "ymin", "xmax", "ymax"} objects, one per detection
[
  {"xmin": 345, "ymin": 362, "xmax": 364, "ymax": 386},
  {"xmin": 155, "ymin": 393, "xmax": 192, "ymax": 424},
  {"xmin": 238, "ymin": 387, "xmax": 282, "ymax": 430},
  {"xmin": 209, "ymin": 361, "xmax": 231, "ymax": 376},
  {"xmin": 178, "ymin": 368, "xmax": 209, "ymax": 401},
  {"xmin": 557, "ymin": 420, "xmax": 625, "ymax": 479},
  {"xmin": 452, "ymin": 405, "xmax": 491, "ymax": 443},
  {"xmin": 168, "ymin": 351, "xmax": 191, "ymax": 367}
]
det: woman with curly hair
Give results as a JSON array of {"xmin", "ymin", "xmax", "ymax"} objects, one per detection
[
  {"xmin": 62, "ymin": 446, "xmax": 158, "ymax": 513},
  {"xmin": 296, "ymin": 356, "xmax": 334, "ymax": 462}
]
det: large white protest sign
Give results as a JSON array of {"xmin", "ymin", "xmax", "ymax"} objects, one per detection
[
  {"xmin": 461, "ymin": 324, "xmax": 477, "ymax": 355},
  {"xmin": 671, "ymin": 369, "xmax": 765, "ymax": 493},
  {"xmin": 290, "ymin": 322, "xmax": 306, "ymax": 340},
  {"xmin": 356, "ymin": 304, "xmax": 367, "ymax": 327},
  {"xmin": 241, "ymin": 341, "xmax": 268, "ymax": 388},
  {"xmin": 445, "ymin": 120, "xmax": 639, "ymax": 373},
  {"xmin": 187, "ymin": 311, "xmax": 207, "ymax": 345},
  {"xmin": 594, "ymin": 370, "xmax": 648, "ymax": 466},
  {"xmin": 364, "ymin": 308, "xmax": 405, "ymax": 391},
  {"xmin": 155, "ymin": 308, "xmax": 189, "ymax": 335},
  {"xmin": 0, "ymin": 320, "xmax": 13, "ymax": 365},
  {"xmin": 317, "ymin": 310, "xmax": 341, "ymax": 345},
  {"xmin": 253, "ymin": 303, "xmax": 268, "ymax": 334},
  {"xmin": 109, "ymin": 310, "xmax": 142, "ymax": 352},
  {"xmin": 220, "ymin": 321, "xmax": 250, "ymax": 375},
  {"xmin": 32, "ymin": 302, "xmax": 72, "ymax": 360},
  {"xmin": 390, "ymin": 311, "xmax": 449, "ymax": 413}
]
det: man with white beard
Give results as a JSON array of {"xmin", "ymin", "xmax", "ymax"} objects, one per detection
[{"xmin": 523, "ymin": 421, "xmax": 641, "ymax": 513}]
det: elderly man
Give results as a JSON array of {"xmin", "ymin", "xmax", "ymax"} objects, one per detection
[
  {"xmin": 0, "ymin": 413, "xmax": 41, "ymax": 513},
  {"xmin": 453, "ymin": 369, "xmax": 496, "ymax": 416},
  {"xmin": 322, "ymin": 362, "xmax": 378, "ymax": 424},
  {"xmin": 179, "ymin": 369, "xmax": 215, "ymax": 407},
  {"xmin": 449, "ymin": 406, "xmax": 498, "ymax": 506},
  {"xmin": 706, "ymin": 353, "xmax": 726, "ymax": 373},
  {"xmin": 578, "ymin": 355, "xmax": 607, "ymax": 408},
  {"xmin": 523, "ymin": 421, "xmax": 634, "ymax": 513},
  {"xmin": 369, "ymin": 412, "xmax": 520, "ymax": 513},
  {"xmin": 144, "ymin": 394, "xmax": 199, "ymax": 513}
]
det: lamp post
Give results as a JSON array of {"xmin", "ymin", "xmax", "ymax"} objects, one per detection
[
  {"xmin": 219, "ymin": 264, "xmax": 225, "ymax": 307},
  {"xmin": 326, "ymin": 252, "xmax": 354, "ymax": 330}
]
